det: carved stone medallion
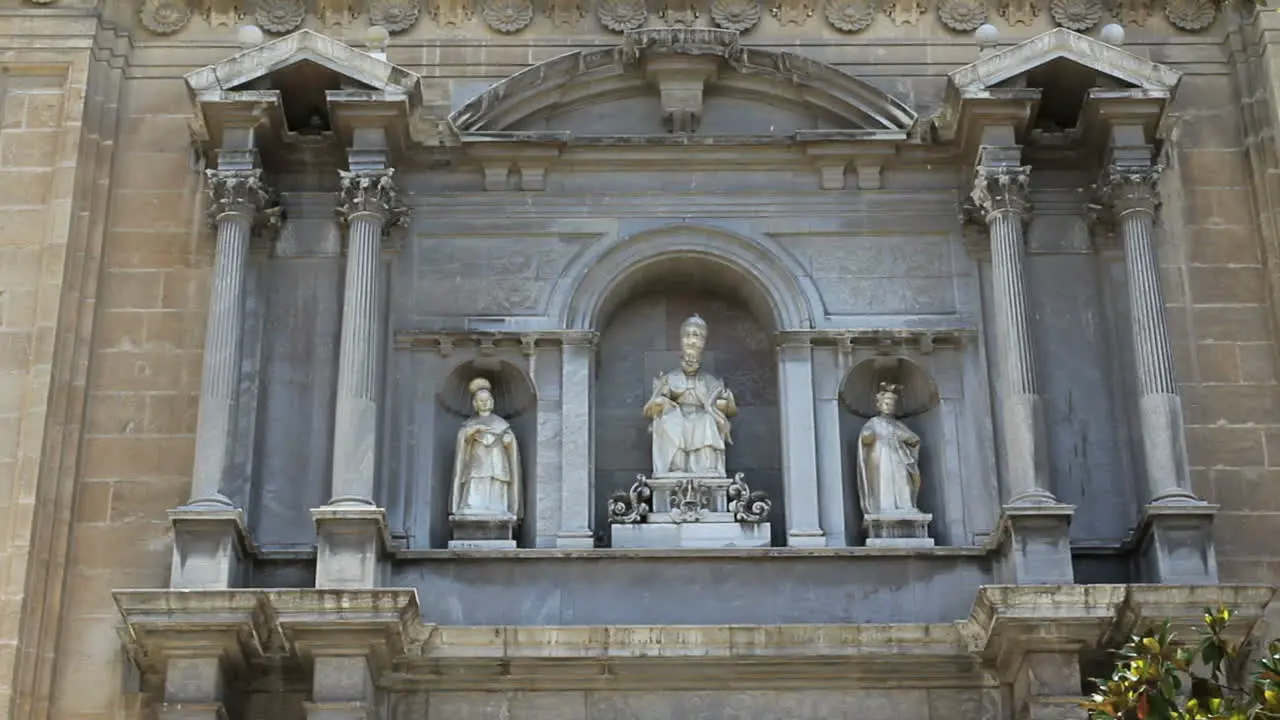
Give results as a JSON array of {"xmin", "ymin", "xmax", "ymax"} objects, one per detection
[
  {"xmin": 711, "ymin": 0, "xmax": 761, "ymax": 29},
  {"xmin": 255, "ymin": 0, "xmax": 305, "ymax": 32},
  {"xmin": 938, "ymin": 0, "xmax": 987, "ymax": 31},
  {"xmin": 597, "ymin": 0, "xmax": 647, "ymax": 31},
  {"xmin": 369, "ymin": 0, "xmax": 423, "ymax": 31},
  {"xmin": 140, "ymin": 0, "xmax": 193, "ymax": 34},
  {"xmin": 1164, "ymin": 0, "xmax": 1214, "ymax": 31},
  {"xmin": 825, "ymin": 0, "xmax": 875, "ymax": 31},
  {"xmin": 885, "ymin": 0, "xmax": 925, "ymax": 25},
  {"xmin": 483, "ymin": 0, "xmax": 534, "ymax": 31},
  {"xmin": 1049, "ymin": 0, "xmax": 1100, "ymax": 29}
]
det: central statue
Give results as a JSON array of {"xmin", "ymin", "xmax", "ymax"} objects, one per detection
[{"xmin": 642, "ymin": 314, "xmax": 738, "ymax": 477}]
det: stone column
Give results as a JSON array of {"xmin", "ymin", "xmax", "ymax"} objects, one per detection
[
  {"xmin": 970, "ymin": 148, "xmax": 1073, "ymax": 584},
  {"xmin": 1103, "ymin": 162, "xmax": 1218, "ymax": 584},
  {"xmin": 557, "ymin": 332, "xmax": 597, "ymax": 548},
  {"xmin": 313, "ymin": 167, "xmax": 404, "ymax": 588},
  {"xmin": 169, "ymin": 156, "xmax": 275, "ymax": 590},
  {"xmin": 777, "ymin": 337, "xmax": 825, "ymax": 547}
]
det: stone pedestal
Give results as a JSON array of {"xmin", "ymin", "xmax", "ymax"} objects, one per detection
[
  {"xmin": 995, "ymin": 504, "xmax": 1075, "ymax": 585},
  {"xmin": 448, "ymin": 513, "xmax": 518, "ymax": 550},
  {"xmin": 608, "ymin": 473, "xmax": 772, "ymax": 549},
  {"xmin": 612, "ymin": 521, "xmax": 772, "ymax": 548},
  {"xmin": 864, "ymin": 512, "xmax": 934, "ymax": 547},
  {"xmin": 1138, "ymin": 503, "xmax": 1219, "ymax": 584},
  {"xmin": 312, "ymin": 506, "xmax": 389, "ymax": 589},
  {"xmin": 168, "ymin": 507, "xmax": 248, "ymax": 590}
]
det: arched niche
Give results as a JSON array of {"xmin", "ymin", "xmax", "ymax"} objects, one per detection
[
  {"xmin": 431, "ymin": 359, "xmax": 538, "ymax": 549},
  {"xmin": 590, "ymin": 254, "xmax": 786, "ymax": 546},
  {"xmin": 838, "ymin": 356, "xmax": 949, "ymax": 545}
]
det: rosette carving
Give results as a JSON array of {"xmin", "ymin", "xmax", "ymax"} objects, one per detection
[
  {"xmin": 597, "ymin": 0, "xmax": 647, "ymax": 30},
  {"xmin": 139, "ymin": 0, "xmax": 192, "ymax": 34},
  {"xmin": 938, "ymin": 0, "xmax": 987, "ymax": 31},
  {"xmin": 1164, "ymin": 0, "xmax": 1214, "ymax": 31},
  {"xmin": 825, "ymin": 0, "xmax": 874, "ymax": 31},
  {"xmin": 369, "ymin": 0, "xmax": 423, "ymax": 30},
  {"xmin": 711, "ymin": 0, "xmax": 762, "ymax": 29},
  {"xmin": 1049, "ymin": 0, "xmax": 1100, "ymax": 29},
  {"xmin": 255, "ymin": 0, "xmax": 305, "ymax": 32},
  {"xmin": 483, "ymin": 0, "xmax": 534, "ymax": 31}
]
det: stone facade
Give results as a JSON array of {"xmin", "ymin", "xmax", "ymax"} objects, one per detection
[{"xmin": 2, "ymin": 0, "xmax": 1280, "ymax": 718}]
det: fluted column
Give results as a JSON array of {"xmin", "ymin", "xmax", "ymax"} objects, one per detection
[
  {"xmin": 1103, "ymin": 166, "xmax": 1198, "ymax": 504},
  {"xmin": 971, "ymin": 162, "xmax": 1056, "ymax": 506},
  {"xmin": 327, "ymin": 168, "xmax": 403, "ymax": 507},
  {"xmin": 187, "ymin": 168, "xmax": 273, "ymax": 507}
]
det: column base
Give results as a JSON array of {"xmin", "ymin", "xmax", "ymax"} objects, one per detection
[
  {"xmin": 159, "ymin": 703, "xmax": 229, "ymax": 720},
  {"xmin": 168, "ymin": 506, "xmax": 249, "ymax": 590},
  {"xmin": 311, "ymin": 505, "xmax": 390, "ymax": 589},
  {"xmin": 302, "ymin": 702, "xmax": 375, "ymax": 720},
  {"xmin": 1138, "ymin": 502, "xmax": 1219, "ymax": 584},
  {"xmin": 555, "ymin": 530, "xmax": 595, "ymax": 549},
  {"xmin": 787, "ymin": 529, "xmax": 827, "ymax": 548},
  {"xmin": 994, "ymin": 503, "xmax": 1075, "ymax": 584}
]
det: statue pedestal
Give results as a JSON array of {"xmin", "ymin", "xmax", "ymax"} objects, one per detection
[
  {"xmin": 608, "ymin": 473, "xmax": 773, "ymax": 549},
  {"xmin": 449, "ymin": 513, "xmax": 518, "ymax": 550},
  {"xmin": 863, "ymin": 512, "xmax": 934, "ymax": 547}
]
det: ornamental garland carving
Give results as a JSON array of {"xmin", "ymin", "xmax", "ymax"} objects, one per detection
[
  {"xmin": 1049, "ymin": 0, "xmax": 1100, "ymax": 30},
  {"xmin": 597, "ymin": 0, "xmax": 647, "ymax": 31},
  {"xmin": 1164, "ymin": 0, "xmax": 1214, "ymax": 31},
  {"xmin": 885, "ymin": 0, "xmax": 925, "ymax": 26},
  {"xmin": 770, "ymin": 0, "xmax": 815, "ymax": 25},
  {"xmin": 483, "ymin": 0, "xmax": 534, "ymax": 31},
  {"xmin": 369, "ymin": 0, "xmax": 422, "ymax": 31},
  {"xmin": 255, "ymin": 0, "xmax": 305, "ymax": 32},
  {"xmin": 825, "ymin": 0, "xmax": 875, "ymax": 32},
  {"xmin": 140, "ymin": 0, "xmax": 193, "ymax": 34},
  {"xmin": 938, "ymin": 0, "xmax": 987, "ymax": 31},
  {"xmin": 711, "ymin": 0, "xmax": 762, "ymax": 29}
]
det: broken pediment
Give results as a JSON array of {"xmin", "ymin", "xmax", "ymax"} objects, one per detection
[
  {"xmin": 186, "ymin": 29, "xmax": 424, "ymax": 161},
  {"xmin": 449, "ymin": 28, "xmax": 916, "ymax": 140}
]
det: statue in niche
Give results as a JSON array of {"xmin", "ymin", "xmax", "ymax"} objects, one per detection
[
  {"xmin": 642, "ymin": 314, "xmax": 738, "ymax": 477},
  {"xmin": 857, "ymin": 382, "xmax": 923, "ymax": 516},
  {"xmin": 450, "ymin": 378, "xmax": 522, "ymax": 519}
]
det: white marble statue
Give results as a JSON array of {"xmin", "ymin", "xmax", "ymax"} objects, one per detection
[
  {"xmin": 857, "ymin": 382, "xmax": 923, "ymax": 515},
  {"xmin": 642, "ymin": 314, "xmax": 738, "ymax": 477},
  {"xmin": 450, "ymin": 378, "xmax": 522, "ymax": 519}
]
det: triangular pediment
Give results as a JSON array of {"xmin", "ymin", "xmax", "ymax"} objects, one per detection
[
  {"xmin": 185, "ymin": 29, "xmax": 419, "ymax": 99},
  {"xmin": 948, "ymin": 28, "xmax": 1181, "ymax": 93},
  {"xmin": 450, "ymin": 29, "xmax": 916, "ymax": 140}
]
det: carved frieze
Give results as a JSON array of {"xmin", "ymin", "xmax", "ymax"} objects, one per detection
[
  {"xmin": 659, "ymin": 0, "xmax": 699, "ymax": 26},
  {"xmin": 1049, "ymin": 0, "xmax": 1100, "ymax": 29},
  {"xmin": 203, "ymin": 0, "xmax": 241, "ymax": 27},
  {"xmin": 432, "ymin": 0, "xmax": 474, "ymax": 26},
  {"xmin": 369, "ymin": 0, "xmax": 422, "ymax": 31},
  {"xmin": 771, "ymin": 0, "xmax": 815, "ymax": 24},
  {"xmin": 1164, "ymin": 0, "xmax": 1214, "ymax": 31},
  {"xmin": 938, "ymin": 0, "xmax": 987, "ymax": 31},
  {"xmin": 884, "ymin": 0, "xmax": 926, "ymax": 26},
  {"xmin": 316, "ymin": 0, "xmax": 358, "ymax": 26},
  {"xmin": 998, "ymin": 0, "xmax": 1037, "ymax": 25},
  {"xmin": 1112, "ymin": 0, "xmax": 1149, "ymax": 25},
  {"xmin": 597, "ymin": 0, "xmax": 647, "ymax": 31},
  {"xmin": 825, "ymin": 0, "xmax": 875, "ymax": 31},
  {"xmin": 139, "ymin": 0, "xmax": 193, "ymax": 34},
  {"xmin": 255, "ymin": 0, "xmax": 306, "ymax": 32},
  {"xmin": 711, "ymin": 0, "xmax": 762, "ymax": 31},
  {"xmin": 483, "ymin": 0, "xmax": 535, "ymax": 32},
  {"xmin": 546, "ymin": 0, "xmax": 584, "ymax": 28}
]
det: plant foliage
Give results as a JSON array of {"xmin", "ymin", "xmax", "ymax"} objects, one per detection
[{"xmin": 1084, "ymin": 608, "xmax": 1280, "ymax": 720}]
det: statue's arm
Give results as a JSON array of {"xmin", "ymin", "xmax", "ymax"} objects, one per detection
[
  {"xmin": 715, "ymin": 386, "xmax": 737, "ymax": 417},
  {"xmin": 642, "ymin": 373, "xmax": 672, "ymax": 419},
  {"xmin": 449, "ymin": 426, "xmax": 470, "ymax": 514},
  {"xmin": 860, "ymin": 424, "xmax": 876, "ymax": 445}
]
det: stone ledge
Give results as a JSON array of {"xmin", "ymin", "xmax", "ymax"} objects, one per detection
[{"xmin": 391, "ymin": 545, "xmax": 988, "ymax": 560}]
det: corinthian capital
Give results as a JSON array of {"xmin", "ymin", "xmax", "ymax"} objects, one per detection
[
  {"xmin": 337, "ymin": 168, "xmax": 408, "ymax": 225},
  {"xmin": 970, "ymin": 164, "xmax": 1031, "ymax": 221},
  {"xmin": 1101, "ymin": 165, "xmax": 1162, "ymax": 216},
  {"xmin": 205, "ymin": 168, "xmax": 275, "ymax": 224}
]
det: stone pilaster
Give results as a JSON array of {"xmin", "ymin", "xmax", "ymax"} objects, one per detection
[
  {"xmin": 313, "ymin": 166, "xmax": 405, "ymax": 588},
  {"xmin": 170, "ymin": 155, "xmax": 275, "ymax": 590},
  {"xmin": 1102, "ymin": 162, "xmax": 1219, "ymax": 584},
  {"xmin": 157, "ymin": 657, "xmax": 229, "ymax": 720},
  {"xmin": 556, "ymin": 332, "xmax": 597, "ymax": 548},
  {"xmin": 777, "ymin": 336, "xmax": 825, "ymax": 547},
  {"xmin": 970, "ymin": 148, "xmax": 1073, "ymax": 584}
]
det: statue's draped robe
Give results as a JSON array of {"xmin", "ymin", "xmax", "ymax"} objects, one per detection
[
  {"xmin": 645, "ymin": 370, "xmax": 733, "ymax": 476},
  {"xmin": 856, "ymin": 415, "xmax": 921, "ymax": 515},
  {"xmin": 450, "ymin": 413, "xmax": 521, "ymax": 517}
]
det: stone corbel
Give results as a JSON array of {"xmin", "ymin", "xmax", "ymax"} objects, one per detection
[
  {"xmin": 642, "ymin": 54, "xmax": 721, "ymax": 134},
  {"xmin": 798, "ymin": 138, "xmax": 899, "ymax": 191},
  {"xmin": 316, "ymin": 0, "xmax": 358, "ymax": 25},
  {"xmin": 465, "ymin": 143, "xmax": 562, "ymax": 191},
  {"xmin": 202, "ymin": 0, "xmax": 242, "ymax": 27}
]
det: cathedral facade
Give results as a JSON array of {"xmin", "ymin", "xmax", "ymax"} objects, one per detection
[{"xmin": 1, "ymin": 0, "xmax": 1280, "ymax": 716}]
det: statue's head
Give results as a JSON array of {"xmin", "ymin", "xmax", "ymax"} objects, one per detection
[
  {"xmin": 679, "ymin": 314, "xmax": 708, "ymax": 373},
  {"xmin": 469, "ymin": 377, "xmax": 495, "ymax": 415},
  {"xmin": 875, "ymin": 381, "xmax": 902, "ymax": 416}
]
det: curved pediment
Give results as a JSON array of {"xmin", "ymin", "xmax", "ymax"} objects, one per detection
[{"xmin": 450, "ymin": 29, "xmax": 916, "ymax": 139}]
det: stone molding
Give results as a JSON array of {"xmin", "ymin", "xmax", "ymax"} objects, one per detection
[{"xmin": 394, "ymin": 330, "xmax": 600, "ymax": 352}]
